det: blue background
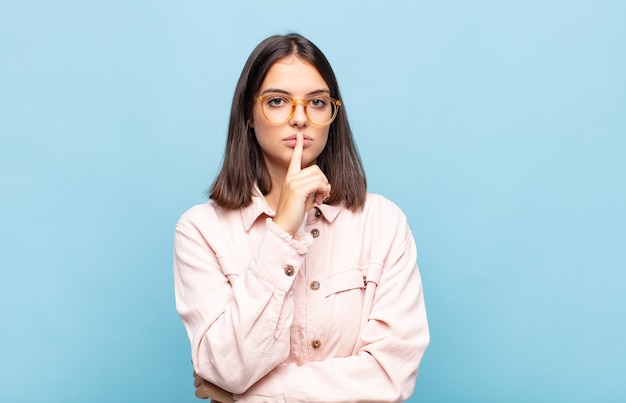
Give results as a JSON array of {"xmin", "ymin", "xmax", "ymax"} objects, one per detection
[{"xmin": 1, "ymin": 1, "xmax": 624, "ymax": 402}]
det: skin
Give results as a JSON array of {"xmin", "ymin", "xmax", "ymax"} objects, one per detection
[
  {"xmin": 250, "ymin": 55, "xmax": 332, "ymax": 235},
  {"xmin": 193, "ymin": 370, "xmax": 233, "ymax": 402}
]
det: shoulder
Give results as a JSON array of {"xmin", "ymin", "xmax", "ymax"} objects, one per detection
[
  {"xmin": 348, "ymin": 194, "xmax": 415, "ymax": 261},
  {"xmin": 361, "ymin": 193, "xmax": 408, "ymax": 221},
  {"xmin": 344, "ymin": 193, "xmax": 411, "ymax": 239},
  {"xmin": 175, "ymin": 200, "xmax": 235, "ymax": 234},
  {"xmin": 174, "ymin": 201, "xmax": 243, "ymax": 254},
  {"xmin": 177, "ymin": 200, "xmax": 221, "ymax": 224}
]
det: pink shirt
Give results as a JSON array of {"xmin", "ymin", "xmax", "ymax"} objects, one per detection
[{"xmin": 174, "ymin": 193, "xmax": 429, "ymax": 402}]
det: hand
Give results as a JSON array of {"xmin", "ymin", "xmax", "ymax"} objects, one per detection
[
  {"xmin": 273, "ymin": 133, "xmax": 331, "ymax": 235},
  {"xmin": 193, "ymin": 370, "xmax": 235, "ymax": 403}
]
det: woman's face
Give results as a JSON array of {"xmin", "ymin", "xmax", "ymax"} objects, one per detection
[{"xmin": 251, "ymin": 55, "xmax": 330, "ymax": 175}]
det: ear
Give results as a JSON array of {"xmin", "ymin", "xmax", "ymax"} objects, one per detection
[{"xmin": 247, "ymin": 119, "xmax": 254, "ymax": 129}]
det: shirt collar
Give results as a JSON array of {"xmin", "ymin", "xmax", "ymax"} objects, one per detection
[
  {"xmin": 315, "ymin": 202, "xmax": 343, "ymax": 223},
  {"xmin": 241, "ymin": 192, "xmax": 344, "ymax": 231},
  {"xmin": 241, "ymin": 193, "xmax": 275, "ymax": 231}
]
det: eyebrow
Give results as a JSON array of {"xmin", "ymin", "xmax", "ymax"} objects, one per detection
[{"xmin": 260, "ymin": 88, "xmax": 331, "ymax": 97}]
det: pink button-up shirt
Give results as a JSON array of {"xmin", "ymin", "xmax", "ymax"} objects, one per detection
[{"xmin": 174, "ymin": 193, "xmax": 429, "ymax": 402}]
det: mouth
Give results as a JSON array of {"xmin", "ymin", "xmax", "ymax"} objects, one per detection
[{"xmin": 283, "ymin": 134, "xmax": 312, "ymax": 148}]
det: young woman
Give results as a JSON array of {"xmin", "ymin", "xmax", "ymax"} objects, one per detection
[{"xmin": 174, "ymin": 33, "xmax": 429, "ymax": 403}]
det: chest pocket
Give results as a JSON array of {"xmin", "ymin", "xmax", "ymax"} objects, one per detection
[
  {"xmin": 323, "ymin": 262, "xmax": 383, "ymax": 297},
  {"xmin": 324, "ymin": 268, "xmax": 364, "ymax": 297}
]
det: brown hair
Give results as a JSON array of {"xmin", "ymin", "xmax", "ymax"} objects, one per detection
[{"xmin": 210, "ymin": 33, "xmax": 367, "ymax": 211}]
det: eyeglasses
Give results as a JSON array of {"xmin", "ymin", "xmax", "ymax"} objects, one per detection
[{"xmin": 256, "ymin": 94, "xmax": 342, "ymax": 126}]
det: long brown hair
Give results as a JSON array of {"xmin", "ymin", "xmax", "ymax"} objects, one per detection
[{"xmin": 210, "ymin": 33, "xmax": 367, "ymax": 211}]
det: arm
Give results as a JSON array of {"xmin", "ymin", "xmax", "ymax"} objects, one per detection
[
  {"xmin": 235, "ymin": 207, "xmax": 430, "ymax": 403},
  {"xmin": 176, "ymin": 134, "xmax": 330, "ymax": 395},
  {"xmin": 174, "ymin": 210, "xmax": 309, "ymax": 394}
]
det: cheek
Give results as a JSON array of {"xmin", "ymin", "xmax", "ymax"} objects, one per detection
[
  {"xmin": 318, "ymin": 128, "xmax": 330, "ymax": 148},
  {"xmin": 308, "ymin": 129, "xmax": 330, "ymax": 161},
  {"xmin": 250, "ymin": 111, "xmax": 270, "ymax": 140},
  {"xmin": 252, "ymin": 122, "xmax": 273, "ymax": 146}
]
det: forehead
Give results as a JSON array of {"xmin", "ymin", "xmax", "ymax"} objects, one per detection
[{"xmin": 259, "ymin": 55, "xmax": 329, "ymax": 94}]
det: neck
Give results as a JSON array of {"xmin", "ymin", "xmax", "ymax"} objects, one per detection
[{"xmin": 264, "ymin": 164, "xmax": 287, "ymax": 211}]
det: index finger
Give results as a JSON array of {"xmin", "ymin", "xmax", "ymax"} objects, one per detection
[{"xmin": 287, "ymin": 133, "xmax": 303, "ymax": 175}]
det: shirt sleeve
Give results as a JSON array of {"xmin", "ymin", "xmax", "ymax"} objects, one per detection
[
  {"xmin": 173, "ymin": 206, "xmax": 312, "ymax": 394},
  {"xmin": 234, "ymin": 201, "xmax": 430, "ymax": 402}
]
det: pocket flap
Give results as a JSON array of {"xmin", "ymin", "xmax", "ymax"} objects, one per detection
[{"xmin": 324, "ymin": 268, "xmax": 364, "ymax": 297}]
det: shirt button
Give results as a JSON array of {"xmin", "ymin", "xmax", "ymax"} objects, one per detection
[
  {"xmin": 311, "ymin": 339, "xmax": 321, "ymax": 349},
  {"xmin": 310, "ymin": 280, "xmax": 320, "ymax": 290},
  {"xmin": 310, "ymin": 228, "xmax": 320, "ymax": 238},
  {"xmin": 314, "ymin": 207, "xmax": 322, "ymax": 218},
  {"xmin": 363, "ymin": 275, "xmax": 367, "ymax": 286},
  {"xmin": 284, "ymin": 265, "xmax": 295, "ymax": 276}
]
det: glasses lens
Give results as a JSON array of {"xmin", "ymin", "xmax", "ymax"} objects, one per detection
[
  {"xmin": 306, "ymin": 97, "xmax": 336, "ymax": 126},
  {"xmin": 261, "ymin": 96, "xmax": 293, "ymax": 124}
]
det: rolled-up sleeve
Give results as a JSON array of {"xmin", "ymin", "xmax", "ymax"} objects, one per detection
[{"xmin": 173, "ymin": 206, "xmax": 312, "ymax": 394}]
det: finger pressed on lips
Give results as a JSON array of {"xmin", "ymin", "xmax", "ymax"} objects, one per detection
[{"xmin": 287, "ymin": 133, "xmax": 303, "ymax": 175}]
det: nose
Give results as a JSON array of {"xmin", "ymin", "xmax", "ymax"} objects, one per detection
[{"xmin": 289, "ymin": 100, "xmax": 308, "ymax": 127}]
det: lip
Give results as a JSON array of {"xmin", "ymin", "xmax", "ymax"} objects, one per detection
[{"xmin": 283, "ymin": 134, "xmax": 312, "ymax": 148}]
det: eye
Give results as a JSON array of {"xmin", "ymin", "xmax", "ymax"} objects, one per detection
[
  {"xmin": 266, "ymin": 96, "xmax": 289, "ymax": 107},
  {"xmin": 308, "ymin": 97, "xmax": 329, "ymax": 108}
]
